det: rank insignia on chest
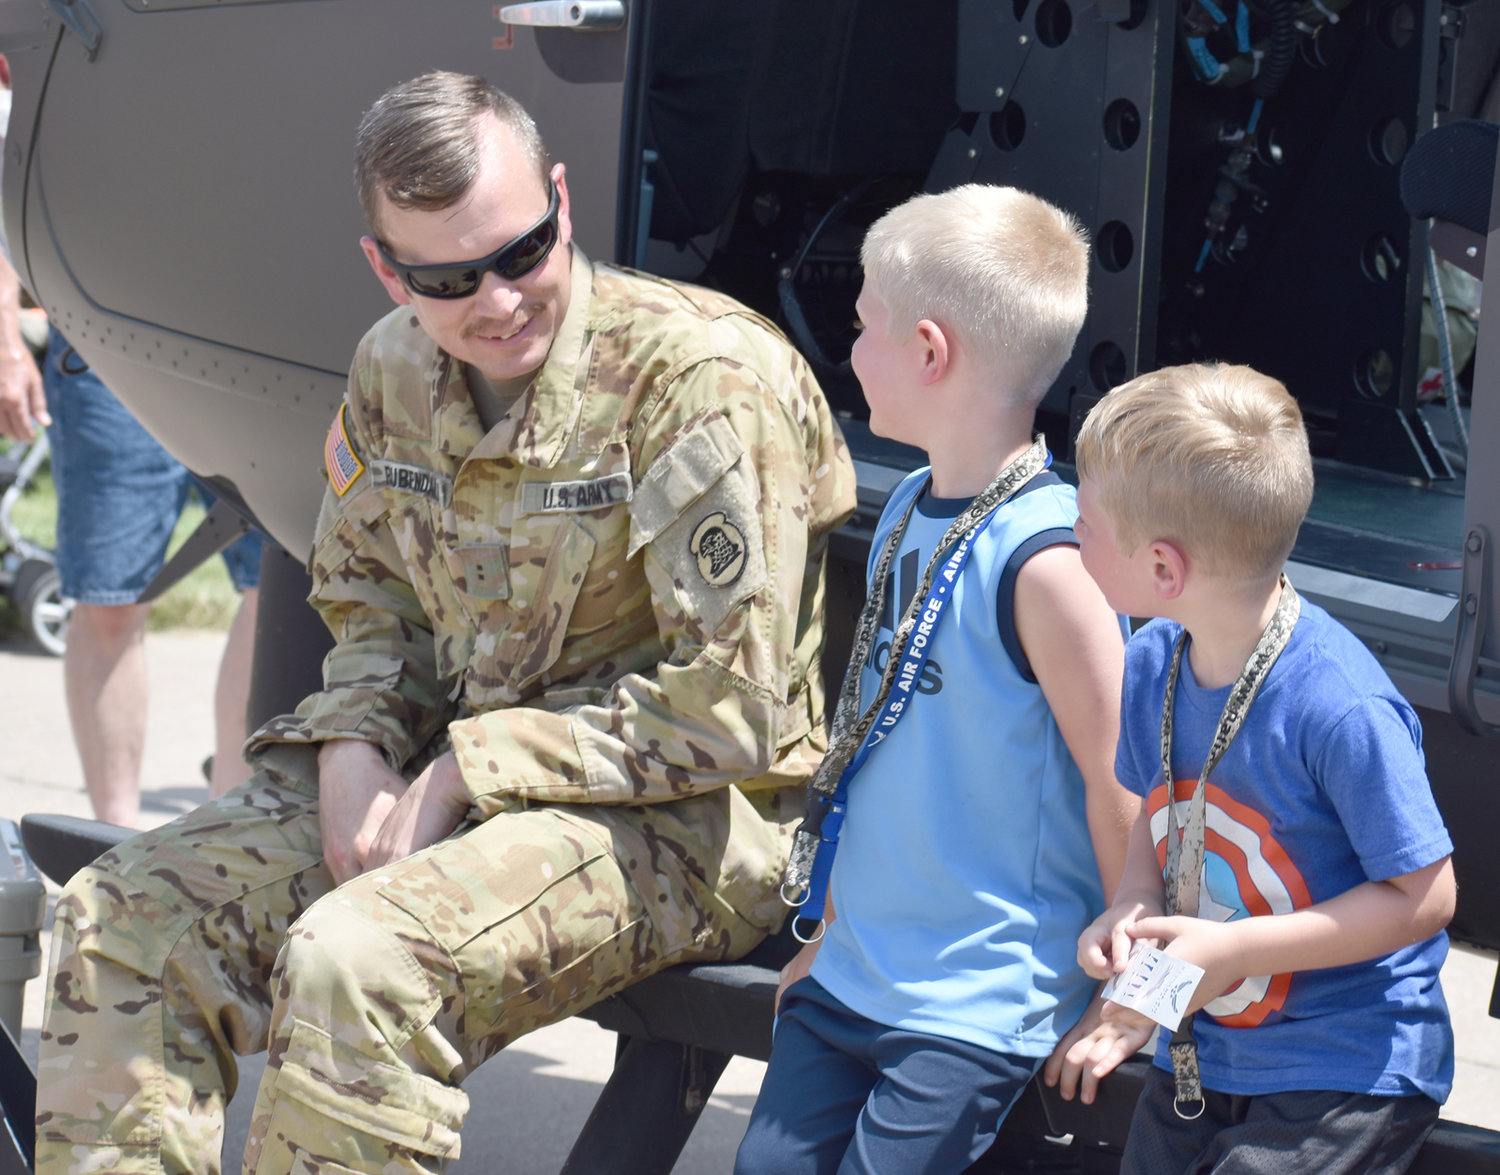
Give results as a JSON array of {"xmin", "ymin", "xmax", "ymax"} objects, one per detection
[
  {"xmin": 454, "ymin": 544, "xmax": 510, "ymax": 600},
  {"xmin": 371, "ymin": 460, "xmax": 454, "ymax": 508},
  {"xmin": 520, "ymin": 472, "xmax": 633, "ymax": 514},
  {"xmin": 690, "ymin": 511, "xmax": 747, "ymax": 587},
  {"xmin": 324, "ymin": 403, "xmax": 365, "ymax": 497}
]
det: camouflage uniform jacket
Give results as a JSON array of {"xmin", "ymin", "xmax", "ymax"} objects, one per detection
[{"xmin": 251, "ymin": 248, "xmax": 856, "ymax": 829}]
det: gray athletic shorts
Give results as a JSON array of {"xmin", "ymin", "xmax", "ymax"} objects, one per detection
[{"xmin": 1121, "ymin": 1064, "xmax": 1440, "ymax": 1175}]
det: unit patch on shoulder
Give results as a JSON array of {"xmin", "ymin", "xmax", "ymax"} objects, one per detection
[
  {"xmin": 324, "ymin": 402, "xmax": 365, "ymax": 497},
  {"xmin": 690, "ymin": 511, "xmax": 747, "ymax": 588},
  {"xmin": 371, "ymin": 460, "xmax": 454, "ymax": 508}
]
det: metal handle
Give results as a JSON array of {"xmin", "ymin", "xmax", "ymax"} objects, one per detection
[
  {"xmin": 498, "ymin": 1, "xmax": 625, "ymax": 29},
  {"xmin": 1449, "ymin": 527, "xmax": 1500, "ymax": 739}
]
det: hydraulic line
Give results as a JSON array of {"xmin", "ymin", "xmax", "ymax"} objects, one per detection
[{"xmin": 1252, "ymin": 0, "xmax": 1297, "ymax": 99}]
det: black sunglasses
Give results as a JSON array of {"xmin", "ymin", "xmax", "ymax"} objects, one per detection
[{"xmin": 376, "ymin": 180, "xmax": 561, "ymax": 299}]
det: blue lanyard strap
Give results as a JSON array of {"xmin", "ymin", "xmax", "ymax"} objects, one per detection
[
  {"xmin": 782, "ymin": 437, "xmax": 1052, "ymax": 942},
  {"xmin": 791, "ymin": 517, "xmax": 994, "ymax": 940}
]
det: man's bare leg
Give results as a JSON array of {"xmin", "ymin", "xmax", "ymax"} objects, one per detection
[
  {"xmin": 63, "ymin": 600, "xmax": 150, "ymax": 827},
  {"xmin": 210, "ymin": 587, "xmax": 259, "ymax": 797}
]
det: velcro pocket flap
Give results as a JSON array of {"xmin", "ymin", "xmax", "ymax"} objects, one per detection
[
  {"xmin": 627, "ymin": 413, "xmax": 746, "ymax": 557},
  {"xmin": 310, "ymin": 483, "xmax": 391, "ymax": 580}
]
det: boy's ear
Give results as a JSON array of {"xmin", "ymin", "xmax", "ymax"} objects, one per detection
[
  {"xmin": 913, "ymin": 318, "xmax": 950, "ymax": 385},
  {"xmin": 1148, "ymin": 539, "xmax": 1188, "ymax": 601}
]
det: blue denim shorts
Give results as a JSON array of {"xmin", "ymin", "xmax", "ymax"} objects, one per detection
[{"xmin": 42, "ymin": 332, "xmax": 262, "ymax": 603}]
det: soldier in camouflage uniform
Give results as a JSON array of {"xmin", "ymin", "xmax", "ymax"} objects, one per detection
[{"xmin": 35, "ymin": 71, "xmax": 855, "ymax": 1175}]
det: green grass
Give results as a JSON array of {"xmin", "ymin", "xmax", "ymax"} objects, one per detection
[{"xmin": 1, "ymin": 443, "xmax": 241, "ymax": 637}]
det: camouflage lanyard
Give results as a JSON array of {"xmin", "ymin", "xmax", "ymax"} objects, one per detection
[
  {"xmin": 780, "ymin": 436, "xmax": 1050, "ymax": 935},
  {"xmin": 1160, "ymin": 574, "xmax": 1300, "ymax": 1119}
]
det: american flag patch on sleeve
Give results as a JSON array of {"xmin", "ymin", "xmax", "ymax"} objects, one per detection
[{"xmin": 324, "ymin": 402, "xmax": 366, "ymax": 496}]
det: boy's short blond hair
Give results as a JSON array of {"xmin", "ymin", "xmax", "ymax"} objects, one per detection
[
  {"xmin": 860, "ymin": 184, "xmax": 1089, "ymax": 406},
  {"xmin": 1074, "ymin": 363, "xmax": 1314, "ymax": 580}
]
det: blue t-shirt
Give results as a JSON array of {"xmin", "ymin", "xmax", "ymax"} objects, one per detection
[
  {"xmin": 1117, "ymin": 602, "xmax": 1454, "ymax": 1100},
  {"xmin": 811, "ymin": 466, "xmax": 1111, "ymax": 1058}
]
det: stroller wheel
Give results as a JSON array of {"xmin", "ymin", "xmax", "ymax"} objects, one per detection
[{"xmin": 14, "ymin": 559, "xmax": 72, "ymax": 656}]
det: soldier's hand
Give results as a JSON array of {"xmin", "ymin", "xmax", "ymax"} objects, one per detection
[
  {"xmin": 364, "ymin": 751, "xmax": 471, "ymax": 871},
  {"xmin": 317, "ymin": 739, "xmax": 406, "ymax": 885}
]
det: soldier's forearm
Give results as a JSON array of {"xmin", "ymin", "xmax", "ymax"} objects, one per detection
[
  {"xmin": 448, "ymin": 659, "xmax": 786, "ymax": 814},
  {"xmin": 317, "ymin": 737, "xmax": 390, "ymax": 776}
]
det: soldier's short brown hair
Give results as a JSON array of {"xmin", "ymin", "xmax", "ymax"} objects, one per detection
[
  {"xmin": 354, "ymin": 71, "xmax": 551, "ymax": 236},
  {"xmin": 1074, "ymin": 363, "xmax": 1314, "ymax": 580},
  {"xmin": 860, "ymin": 185, "xmax": 1090, "ymax": 408}
]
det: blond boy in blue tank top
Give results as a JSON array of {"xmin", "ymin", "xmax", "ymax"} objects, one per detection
[{"xmin": 735, "ymin": 185, "xmax": 1137, "ymax": 1175}]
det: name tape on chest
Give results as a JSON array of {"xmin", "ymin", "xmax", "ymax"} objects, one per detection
[
  {"xmin": 324, "ymin": 403, "xmax": 365, "ymax": 497},
  {"xmin": 520, "ymin": 473, "xmax": 633, "ymax": 514},
  {"xmin": 371, "ymin": 460, "xmax": 454, "ymax": 508}
]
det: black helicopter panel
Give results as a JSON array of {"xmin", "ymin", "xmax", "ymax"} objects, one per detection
[{"xmin": 1, "ymin": 0, "xmax": 629, "ymax": 556}]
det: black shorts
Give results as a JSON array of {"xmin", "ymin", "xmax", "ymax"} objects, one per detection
[{"xmin": 1121, "ymin": 1065, "xmax": 1440, "ymax": 1175}]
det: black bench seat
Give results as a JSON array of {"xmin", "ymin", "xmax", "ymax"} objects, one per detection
[{"xmin": 14, "ymin": 814, "xmax": 1500, "ymax": 1175}]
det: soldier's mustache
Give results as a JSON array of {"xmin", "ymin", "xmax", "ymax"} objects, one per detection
[{"xmin": 463, "ymin": 312, "xmax": 533, "ymax": 341}]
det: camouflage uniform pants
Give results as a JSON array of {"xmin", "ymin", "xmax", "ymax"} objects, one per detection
[{"xmin": 35, "ymin": 774, "xmax": 784, "ymax": 1175}]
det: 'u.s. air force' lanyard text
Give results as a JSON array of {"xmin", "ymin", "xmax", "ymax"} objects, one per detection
[{"xmin": 854, "ymin": 522, "xmax": 979, "ymax": 759}]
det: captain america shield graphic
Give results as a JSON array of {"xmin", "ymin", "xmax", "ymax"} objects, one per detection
[{"xmin": 1149, "ymin": 780, "xmax": 1313, "ymax": 1026}]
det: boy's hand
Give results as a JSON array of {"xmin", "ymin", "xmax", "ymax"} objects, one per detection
[
  {"xmin": 1078, "ymin": 899, "xmax": 1162, "ymax": 980},
  {"xmin": 1126, "ymin": 915, "xmax": 1245, "ymax": 1014},
  {"xmin": 1043, "ymin": 996, "xmax": 1155, "ymax": 1104},
  {"xmin": 776, "ymin": 940, "xmax": 821, "ymax": 1014}
]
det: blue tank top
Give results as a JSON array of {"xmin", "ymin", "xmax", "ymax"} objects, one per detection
[{"xmin": 811, "ymin": 468, "xmax": 1109, "ymax": 1057}]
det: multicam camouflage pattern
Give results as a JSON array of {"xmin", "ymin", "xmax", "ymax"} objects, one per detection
[
  {"xmin": 36, "ymin": 782, "xmax": 330, "ymax": 1175},
  {"xmin": 35, "ymin": 249, "xmax": 855, "ymax": 1174},
  {"xmin": 258, "ymin": 248, "xmax": 855, "ymax": 820},
  {"xmin": 36, "ymin": 779, "xmax": 778, "ymax": 1175},
  {"xmin": 244, "ymin": 798, "xmax": 777, "ymax": 1175}
]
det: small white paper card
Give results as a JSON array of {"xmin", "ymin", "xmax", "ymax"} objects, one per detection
[{"xmin": 1099, "ymin": 942, "xmax": 1205, "ymax": 1032}]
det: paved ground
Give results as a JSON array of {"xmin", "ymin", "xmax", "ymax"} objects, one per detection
[{"xmin": 4, "ymin": 628, "xmax": 1500, "ymax": 1173}]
